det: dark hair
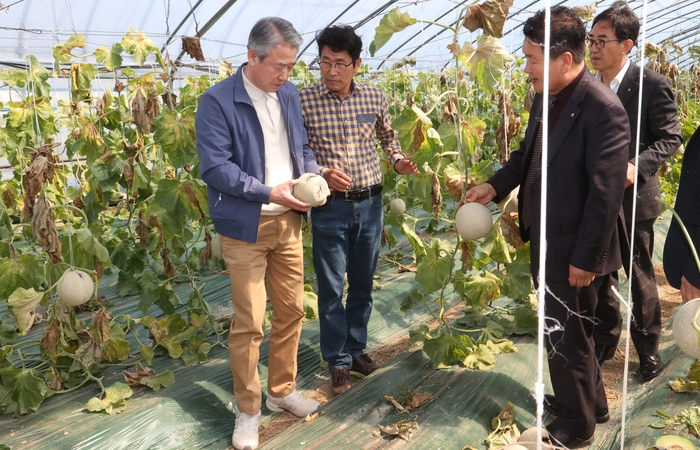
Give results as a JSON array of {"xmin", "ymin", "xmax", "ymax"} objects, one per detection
[
  {"xmin": 248, "ymin": 17, "xmax": 303, "ymax": 60},
  {"xmin": 523, "ymin": 6, "xmax": 587, "ymax": 64},
  {"xmin": 591, "ymin": 6, "xmax": 640, "ymax": 49},
  {"xmin": 316, "ymin": 25, "xmax": 362, "ymax": 63}
]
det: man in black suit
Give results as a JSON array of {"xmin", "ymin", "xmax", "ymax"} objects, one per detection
[
  {"xmin": 589, "ymin": 6, "xmax": 682, "ymax": 382},
  {"xmin": 466, "ymin": 6, "xmax": 629, "ymax": 447},
  {"xmin": 664, "ymin": 127, "xmax": 700, "ymax": 303}
]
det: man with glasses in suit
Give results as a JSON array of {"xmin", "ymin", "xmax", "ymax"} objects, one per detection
[{"xmin": 588, "ymin": 5, "xmax": 682, "ymax": 382}]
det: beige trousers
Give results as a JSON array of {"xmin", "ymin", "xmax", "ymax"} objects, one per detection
[{"xmin": 221, "ymin": 211, "xmax": 305, "ymax": 415}]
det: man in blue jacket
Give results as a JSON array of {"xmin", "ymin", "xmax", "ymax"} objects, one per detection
[{"xmin": 196, "ymin": 17, "xmax": 320, "ymax": 450}]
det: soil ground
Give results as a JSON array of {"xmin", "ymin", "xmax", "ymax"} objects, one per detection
[{"xmin": 257, "ymin": 264, "xmax": 683, "ymax": 446}]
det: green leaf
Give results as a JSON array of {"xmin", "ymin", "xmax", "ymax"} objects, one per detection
[
  {"xmin": 52, "ymin": 34, "xmax": 86, "ymax": 64},
  {"xmin": 103, "ymin": 322, "xmax": 131, "ymax": 362},
  {"xmin": 137, "ymin": 272, "xmax": 181, "ymax": 314},
  {"xmin": 454, "ymin": 271, "xmax": 502, "ymax": 308},
  {"xmin": 154, "ymin": 109, "xmax": 197, "ymax": 169},
  {"xmin": 7, "ymin": 288, "xmax": 46, "ymax": 335},
  {"xmin": 0, "ymin": 317, "xmax": 18, "ymax": 346},
  {"xmin": 468, "ymin": 36, "xmax": 514, "ymax": 94},
  {"xmin": 180, "ymin": 333, "xmax": 211, "ymax": 366},
  {"xmin": 86, "ymin": 382, "xmax": 133, "ymax": 414},
  {"xmin": 423, "ymin": 333, "xmax": 474, "ymax": 369},
  {"xmin": 392, "ymin": 106, "xmax": 432, "ymax": 152},
  {"xmin": 303, "ymin": 284, "xmax": 318, "ymax": 321},
  {"xmin": 0, "ymin": 254, "xmax": 44, "ymax": 299},
  {"xmin": 140, "ymin": 346, "xmax": 155, "ymax": 365},
  {"xmin": 75, "ymin": 228, "xmax": 112, "ymax": 265},
  {"xmin": 138, "ymin": 369, "xmax": 175, "ymax": 391},
  {"xmin": 480, "ymin": 220, "xmax": 510, "ymax": 264},
  {"xmin": 400, "ymin": 288, "xmax": 425, "ymax": 312},
  {"xmin": 689, "ymin": 359, "xmax": 700, "ymax": 384},
  {"xmin": 139, "ymin": 314, "xmax": 196, "ymax": 359},
  {"xmin": 498, "ymin": 260, "xmax": 533, "ymax": 300},
  {"xmin": 0, "ymin": 201, "xmax": 13, "ymax": 240},
  {"xmin": 509, "ymin": 305, "xmax": 538, "ymax": 336},
  {"xmin": 415, "ymin": 239, "xmax": 454, "ymax": 295},
  {"xmin": 400, "ymin": 215, "xmax": 425, "ymax": 256},
  {"xmin": 71, "ymin": 63, "xmax": 98, "ymax": 103},
  {"xmin": 12, "ymin": 369, "xmax": 49, "ymax": 415},
  {"xmin": 409, "ymin": 324, "xmax": 431, "ymax": 345},
  {"xmin": 26, "ymin": 55, "xmax": 51, "ymax": 97},
  {"xmin": 95, "ymin": 43, "xmax": 123, "ymax": 71},
  {"xmin": 121, "ymin": 28, "xmax": 161, "ymax": 67},
  {"xmin": 153, "ymin": 178, "xmax": 209, "ymax": 224},
  {"xmin": 369, "ymin": 7, "xmax": 418, "ymax": 56}
]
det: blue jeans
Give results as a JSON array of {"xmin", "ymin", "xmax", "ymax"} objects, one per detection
[{"xmin": 311, "ymin": 192, "xmax": 383, "ymax": 372}]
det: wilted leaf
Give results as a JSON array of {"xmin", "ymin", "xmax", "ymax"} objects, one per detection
[
  {"xmin": 378, "ymin": 419, "xmax": 419, "ymax": 442},
  {"xmin": 31, "ymin": 198, "xmax": 63, "ymax": 263},
  {"xmin": 369, "ymin": 7, "xmax": 417, "ymax": 56},
  {"xmin": 75, "ymin": 339, "xmax": 103, "ymax": 368},
  {"xmin": 464, "ymin": 343, "xmax": 496, "ymax": 370},
  {"xmin": 121, "ymin": 28, "xmax": 162, "ymax": 67},
  {"xmin": 86, "ymin": 382, "xmax": 133, "ymax": 414},
  {"xmin": 572, "ymin": 2, "xmax": 597, "ymax": 22},
  {"xmin": 123, "ymin": 366, "xmax": 175, "ymax": 391},
  {"xmin": 463, "ymin": 0, "xmax": 513, "ymax": 38},
  {"xmin": 401, "ymin": 288, "xmax": 425, "ymax": 312},
  {"xmin": 668, "ymin": 378, "xmax": 700, "ymax": 393},
  {"xmin": 7, "ymin": 287, "xmax": 46, "ymax": 335},
  {"xmin": 492, "ymin": 401, "xmax": 516, "ymax": 429},
  {"xmin": 52, "ymin": 34, "xmax": 86, "ymax": 64},
  {"xmin": 12, "ymin": 368, "xmax": 49, "ymax": 415}
]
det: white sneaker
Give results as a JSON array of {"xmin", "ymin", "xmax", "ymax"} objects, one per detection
[
  {"xmin": 266, "ymin": 389, "xmax": 320, "ymax": 417},
  {"xmin": 231, "ymin": 410, "xmax": 260, "ymax": 450}
]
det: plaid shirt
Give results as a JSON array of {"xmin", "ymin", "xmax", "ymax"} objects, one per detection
[{"xmin": 299, "ymin": 80, "xmax": 404, "ymax": 190}]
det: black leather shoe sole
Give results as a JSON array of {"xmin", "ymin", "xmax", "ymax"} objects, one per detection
[
  {"xmin": 543, "ymin": 394, "xmax": 610, "ymax": 424},
  {"xmin": 639, "ymin": 362, "xmax": 665, "ymax": 382},
  {"xmin": 545, "ymin": 425, "xmax": 594, "ymax": 449}
]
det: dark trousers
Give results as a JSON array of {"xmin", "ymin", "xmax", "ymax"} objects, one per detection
[
  {"xmin": 545, "ymin": 277, "xmax": 607, "ymax": 438},
  {"xmin": 595, "ymin": 218, "xmax": 662, "ymax": 356}
]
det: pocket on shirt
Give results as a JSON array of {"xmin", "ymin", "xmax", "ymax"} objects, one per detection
[{"xmin": 356, "ymin": 113, "xmax": 376, "ymax": 141}]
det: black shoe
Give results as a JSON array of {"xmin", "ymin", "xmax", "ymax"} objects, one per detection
[
  {"xmin": 639, "ymin": 354, "xmax": 664, "ymax": 382},
  {"xmin": 595, "ymin": 344, "xmax": 616, "ymax": 365},
  {"xmin": 542, "ymin": 394, "xmax": 610, "ymax": 424},
  {"xmin": 350, "ymin": 354, "xmax": 377, "ymax": 377},
  {"xmin": 331, "ymin": 368, "xmax": 352, "ymax": 395},
  {"xmin": 545, "ymin": 425, "xmax": 594, "ymax": 449}
]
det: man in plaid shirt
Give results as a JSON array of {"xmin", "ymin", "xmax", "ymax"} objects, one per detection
[{"xmin": 299, "ymin": 25, "xmax": 417, "ymax": 395}]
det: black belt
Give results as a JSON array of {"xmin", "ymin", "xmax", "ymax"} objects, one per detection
[{"xmin": 331, "ymin": 184, "xmax": 383, "ymax": 201}]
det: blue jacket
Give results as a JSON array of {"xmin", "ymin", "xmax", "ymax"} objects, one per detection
[{"xmin": 196, "ymin": 63, "xmax": 319, "ymax": 243}]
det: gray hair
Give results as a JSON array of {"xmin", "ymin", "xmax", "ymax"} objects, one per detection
[{"xmin": 247, "ymin": 17, "xmax": 303, "ymax": 60}]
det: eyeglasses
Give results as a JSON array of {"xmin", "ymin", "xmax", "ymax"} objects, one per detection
[
  {"xmin": 319, "ymin": 61, "xmax": 354, "ymax": 72},
  {"xmin": 586, "ymin": 38, "xmax": 623, "ymax": 49}
]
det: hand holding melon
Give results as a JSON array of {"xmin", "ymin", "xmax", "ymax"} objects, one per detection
[{"xmin": 294, "ymin": 173, "xmax": 330, "ymax": 207}]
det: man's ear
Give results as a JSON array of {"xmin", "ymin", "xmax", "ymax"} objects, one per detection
[
  {"xmin": 622, "ymin": 39, "xmax": 635, "ymax": 55},
  {"xmin": 247, "ymin": 49, "xmax": 259, "ymax": 66},
  {"xmin": 558, "ymin": 52, "xmax": 574, "ymax": 73}
]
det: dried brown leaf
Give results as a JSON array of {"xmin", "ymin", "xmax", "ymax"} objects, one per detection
[
  {"xmin": 40, "ymin": 319, "xmax": 62, "ymax": 361},
  {"xmin": 199, "ymin": 229, "xmax": 212, "ymax": 268},
  {"xmin": 446, "ymin": 175, "xmax": 465, "ymax": 202},
  {"xmin": 161, "ymin": 247, "xmax": 177, "ymax": 278},
  {"xmin": 90, "ymin": 309, "xmax": 113, "ymax": 345},
  {"xmin": 136, "ymin": 209, "xmax": 151, "ymax": 246},
  {"xmin": 122, "ymin": 365, "xmax": 156, "ymax": 386},
  {"xmin": 182, "ymin": 36, "xmax": 205, "ymax": 61},
  {"xmin": 31, "ymin": 198, "xmax": 63, "ymax": 263}
]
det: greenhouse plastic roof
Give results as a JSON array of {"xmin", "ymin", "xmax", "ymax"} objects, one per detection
[{"xmin": 1, "ymin": 0, "xmax": 700, "ymax": 74}]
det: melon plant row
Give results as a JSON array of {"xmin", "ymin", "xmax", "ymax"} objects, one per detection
[{"xmin": 0, "ymin": 1, "xmax": 698, "ymax": 416}]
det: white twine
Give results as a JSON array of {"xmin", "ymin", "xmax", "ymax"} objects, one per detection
[{"xmin": 619, "ymin": 0, "xmax": 649, "ymax": 447}]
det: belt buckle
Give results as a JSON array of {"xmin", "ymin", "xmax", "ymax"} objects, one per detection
[{"xmin": 345, "ymin": 190, "xmax": 351, "ymax": 201}]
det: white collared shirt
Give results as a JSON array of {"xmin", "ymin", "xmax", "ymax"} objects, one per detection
[
  {"xmin": 596, "ymin": 58, "xmax": 631, "ymax": 94},
  {"xmin": 242, "ymin": 68, "xmax": 293, "ymax": 215}
]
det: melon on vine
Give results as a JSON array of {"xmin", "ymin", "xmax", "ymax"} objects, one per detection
[
  {"xmin": 672, "ymin": 298, "xmax": 700, "ymax": 359},
  {"xmin": 211, "ymin": 233, "xmax": 223, "ymax": 260},
  {"xmin": 455, "ymin": 202, "xmax": 494, "ymax": 240},
  {"xmin": 389, "ymin": 198, "xmax": 406, "ymax": 215},
  {"xmin": 518, "ymin": 427, "xmax": 555, "ymax": 450},
  {"xmin": 654, "ymin": 435, "xmax": 698, "ymax": 450},
  {"xmin": 57, "ymin": 270, "xmax": 94, "ymax": 307},
  {"xmin": 294, "ymin": 173, "xmax": 330, "ymax": 207}
]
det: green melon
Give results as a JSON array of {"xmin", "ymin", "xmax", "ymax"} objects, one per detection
[{"xmin": 672, "ymin": 298, "xmax": 700, "ymax": 360}]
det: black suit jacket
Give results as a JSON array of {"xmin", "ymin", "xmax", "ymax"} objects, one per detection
[
  {"xmin": 618, "ymin": 64, "xmax": 682, "ymax": 222},
  {"xmin": 663, "ymin": 127, "xmax": 700, "ymax": 289},
  {"xmin": 489, "ymin": 70, "xmax": 630, "ymax": 282}
]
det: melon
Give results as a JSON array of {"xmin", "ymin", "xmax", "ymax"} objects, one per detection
[
  {"xmin": 496, "ymin": 186, "xmax": 519, "ymax": 214},
  {"xmin": 57, "ymin": 269, "xmax": 94, "ymax": 307},
  {"xmin": 654, "ymin": 435, "xmax": 698, "ymax": 450},
  {"xmin": 484, "ymin": 136, "xmax": 498, "ymax": 147},
  {"xmin": 294, "ymin": 173, "xmax": 330, "ymax": 207},
  {"xmin": 211, "ymin": 233, "xmax": 224, "ymax": 260},
  {"xmin": 389, "ymin": 198, "xmax": 406, "ymax": 215},
  {"xmin": 518, "ymin": 427, "xmax": 555, "ymax": 450},
  {"xmin": 455, "ymin": 202, "xmax": 494, "ymax": 240},
  {"xmin": 672, "ymin": 298, "xmax": 700, "ymax": 359}
]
